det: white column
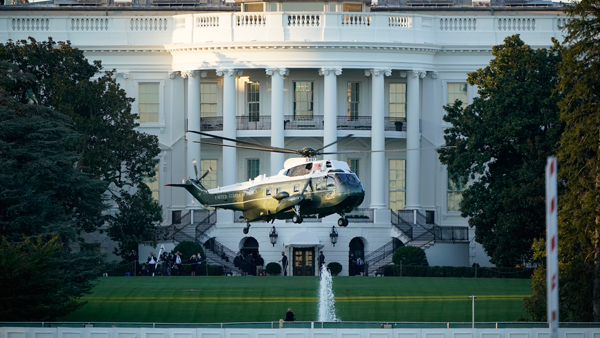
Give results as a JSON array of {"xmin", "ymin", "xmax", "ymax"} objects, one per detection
[
  {"xmin": 319, "ymin": 68, "xmax": 342, "ymax": 161},
  {"xmin": 405, "ymin": 70, "xmax": 425, "ymax": 210},
  {"xmin": 366, "ymin": 69, "xmax": 391, "ymax": 209},
  {"xmin": 217, "ymin": 69, "xmax": 239, "ymax": 187},
  {"xmin": 266, "ymin": 68, "xmax": 288, "ymax": 176},
  {"xmin": 184, "ymin": 70, "xmax": 200, "ymax": 207}
]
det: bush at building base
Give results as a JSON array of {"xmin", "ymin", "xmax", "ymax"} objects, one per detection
[
  {"xmin": 265, "ymin": 262, "xmax": 282, "ymax": 275},
  {"xmin": 327, "ymin": 262, "xmax": 342, "ymax": 276}
]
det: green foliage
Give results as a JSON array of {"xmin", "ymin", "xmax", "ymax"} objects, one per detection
[
  {"xmin": 0, "ymin": 38, "xmax": 162, "ymax": 258},
  {"xmin": 383, "ymin": 265, "xmax": 533, "ymax": 279},
  {"xmin": 107, "ymin": 184, "xmax": 163, "ymax": 257},
  {"xmin": 327, "ymin": 262, "xmax": 342, "ymax": 276},
  {"xmin": 542, "ymin": 0, "xmax": 600, "ymax": 322},
  {"xmin": 0, "ymin": 236, "xmax": 106, "ymax": 321},
  {"xmin": 438, "ymin": 35, "xmax": 562, "ymax": 267},
  {"xmin": 392, "ymin": 246, "xmax": 428, "ymax": 266},
  {"xmin": 173, "ymin": 241, "xmax": 204, "ymax": 262},
  {"xmin": 265, "ymin": 262, "xmax": 282, "ymax": 275}
]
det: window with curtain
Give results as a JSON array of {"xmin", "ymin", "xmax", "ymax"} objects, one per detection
[
  {"xmin": 389, "ymin": 159, "xmax": 406, "ymax": 210},
  {"xmin": 293, "ymin": 81, "xmax": 314, "ymax": 120},
  {"xmin": 139, "ymin": 83, "xmax": 159, "ymax": 123}
]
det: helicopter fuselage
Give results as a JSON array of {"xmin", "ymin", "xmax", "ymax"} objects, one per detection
[{"xmin": 174, "ymin": 159, "xmax": 365, "ymax": 224}]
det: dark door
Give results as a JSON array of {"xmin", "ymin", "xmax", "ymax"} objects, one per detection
[{"xmin": 293, "ymin": 248, "xmax": 314, "ymax": 276}]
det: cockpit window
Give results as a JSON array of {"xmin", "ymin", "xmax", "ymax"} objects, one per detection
[
  {"xmin": 286, "ymin": 163, "xmax": 313, "ymax": 177},
  {"xmin": 329, "ymin": 173, "xmax": 359, "ymax": 185}
]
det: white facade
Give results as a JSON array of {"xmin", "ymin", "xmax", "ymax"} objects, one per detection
[{"xmin": 0, "ymin": 3, "xmax": 567, "ymax": 274}]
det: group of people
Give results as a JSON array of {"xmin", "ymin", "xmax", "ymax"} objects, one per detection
[
  {"xmin": 233, "ymin": 252, "xmax": 265, "ymax": 275},
  {"xmin": 349, "ymin": 253, "xmax": 365, "ymax": 276},
  {"xmin": 127, "ymin": 250, "xmax": 205, "ymax": 276}
]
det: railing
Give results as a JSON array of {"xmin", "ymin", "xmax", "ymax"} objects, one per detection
[
  {"xmin": 196, "ymin": 15, "xmax": 219, "ymax": 27},
  {"xmin": 394, "ymin": 209, "xmax": 469, "ymax": 243},
  {"xmin": 439, "ymin": 18, "xmax": 477, "ymax": 31},
  {"xmin": 389, "ymin": 15, "xmax": 412, "ymax": 28},
  {"xmin": 203, "ymin": 237, "xmax": 239, "ymax": 269},
  {"xmin": 236, "ymin": 14, "xmax": 266, "ymax": 27},
  {"xmin": 283, "ymin": 115, "xmax": 324, "ymax": 130},
  {"xmin": 497, "ymin": 17, "xmax": 536, "ymax": 31},
  {"xmin": 237, "ymin": 115, "xmax": 271, "ymax": 130},
  {"xmin": 287, "ymin": 14, "xmax": 320, "ymax": 27},
  {"xmin": 346, "ymin": 208, "xmax": 374, "ymax": 223},
  {"xmin": 11, "ymin": 18, "xmax": 49, "ymax": 31},
  {"xmin": 337, "ymin": 116, "xmax": 372, "ymax": 130},
  {"xmin": 364, "ymin": 239, "xmax": 401, "ymax": 275},
  {"xmin": 130, "ymin": 18, "xmax": 169, "ymax": 31},
  {"xmin": 195, "ymin": 210, "xmax": 217, "ymax": 242},
  {"xmin": 384, "ymin": 117, "xmax": 407, "ymax": 132},
  {"xmin": 341, "ymin": 14, "xmax": 371, "ymax": 27},
  {"xmin": 70, "ymin": 18, "xmax": 109, "ymax": 31},
  {"xmin": 200, "ymin": 116, "xmax": 223, "ymax": 131}
]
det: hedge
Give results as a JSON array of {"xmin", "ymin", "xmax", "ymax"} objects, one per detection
[{"xmin": 383, "ymin": 265, "xmax": 534, "ymax": 279}]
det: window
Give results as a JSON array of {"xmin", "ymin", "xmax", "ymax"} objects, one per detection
[
  {"xmin": 247, "ymin": 159, "xmax": 260, "ymax": 180},
  {"xmin": 293, "ymin": 81, "xmax": 313, "ymax": 120},
  {"xmin": 389, "ymin": 159, "xmax": 406, "ymax": 210},
  {"xmin": 347, "ymin": 159, "xmax": 359, "ymax": 178},
  {"xmin": 343, "ymin": 2, "xmax": 362, "ymax": 11},
  {"xmin": 266, "ymin": 188, "xmax": 272, "ymax": 196},
  {"xmin": 200, "ymin": 159, "xmax": 218, "ymax": 189},
  {"xmin": 200, "ymin": 83, "xmax": 218, "ymax": 118},
  {"xmin": 139, "ymin": 83, "xmax": 159, "ymax": 123},
  {"xmin": 143, "ymin": 163, "xmax": 160, "ymax": 202},
  {"xmin": 448, "ymin": 83, "xmax": 468, "ymax": 108},
  {"xmin": 448, "ymin": 172, "xmax": 465, "ymax": 212},
  {"xmin": 244, "ymin": 3, "xmax": 264, "ymax": 11},
  {"xmin": 247, "ymin": 82, "xmax": 260, "ymax": 122},
  {"xmin": 347, "ymin": 82, "xmax": 359, "ymax": 121},
  {"xmin": 389, "ymin": 83, "xmax": 406, "ymax": 120}
]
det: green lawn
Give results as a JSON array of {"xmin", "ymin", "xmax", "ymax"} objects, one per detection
[{"xmin": 60, "ymin": 276, "xmax": 532, "ymax": 323}]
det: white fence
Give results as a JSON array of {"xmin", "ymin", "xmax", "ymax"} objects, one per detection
[{"xmin": 1, "ymin": 325, "xmax": 600, "ymax": 338}]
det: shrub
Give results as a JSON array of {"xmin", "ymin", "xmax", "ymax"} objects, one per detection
[
  {"xmin": 327, "ymin": 262, "xmax": 342, "ymax": 276},
  {"xmin": 173, "ymin": 241, "xmax": 204, "ymax": 263},
  {"xmin": 265, "ymin": 262, "xmax": 282, "ymax": 275},
  {"xmin": 392, "ymin": 246, "xmax": 428, "ymax": 266},
  {"xmin": 383, "ymin": 265, "xmax": 533, "ymax": 279}
]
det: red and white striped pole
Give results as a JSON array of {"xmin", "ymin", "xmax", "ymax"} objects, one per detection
[{"xmin": 546, "ymin": 157, "xmax": 559, "ymax": 338}]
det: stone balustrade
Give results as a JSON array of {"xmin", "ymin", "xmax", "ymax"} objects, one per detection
[{"xmin": 0, "ymin": 11, "xmax": 566, "ymax": 47}]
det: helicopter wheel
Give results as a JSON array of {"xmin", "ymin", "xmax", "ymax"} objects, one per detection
[
  {"xmin": 243, "ymin": 227, "xmax": 249, "ymax": 234},
  {"xmin": 292, "ymin": 215, "xmax": 303, "ymax": 224},
  {"xmin": 338, "ymin": 217, "xmax": 348, "ymax": 227}
]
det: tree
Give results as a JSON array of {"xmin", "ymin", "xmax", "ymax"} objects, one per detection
[
  {"xmin": 0, "ymin": 235, "xmax": 105, "ymax": 321},
  {"xmin": 438, "ymin": 35, "xmax": 562, "ymax": 267},
  {"xmin": 533, "ymin": 0, "xmax": 600, "ymax": 321},
  {"xmin": 392, "ymin": 246, "xmax": 428, "ymax": 266},
  {"xmin": 0, "ymin": 38, "xmax": 162, "ymax": 256}
]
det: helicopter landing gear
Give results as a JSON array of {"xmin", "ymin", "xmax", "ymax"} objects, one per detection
[
  {"xmin": 292, "ymin": 205, "xmax": 303, "ymax": 224},
  {"xmin": 337, "ymin": 214, "xmax": 349, "ymax": 227},
  {"xmin": 243, "ymin": 222, "xmax": 251, "ymax": 234}
]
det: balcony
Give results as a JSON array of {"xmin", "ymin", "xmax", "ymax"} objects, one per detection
[
  {"xmin": 200, "ymin": 116, "xmax": 223, "ymax": 131},
  {"xmin": 337, "ymin": 116, "xmax": 372, "ymax": 130},
  {"xmin": 237, "ymin": 115, "xmax": 271, "ymax": 130},
  {"xmin": 283, "ymin": 115, "xmax": 324, "ymax": 130},
  {"xmin": 384, "ymin": 117, "xmax": 407, "ymax": 131}
]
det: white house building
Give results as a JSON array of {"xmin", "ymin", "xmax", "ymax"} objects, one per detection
[{"xmin": 0, "ymin": 0, "xmax": 566, "ymax": 275}]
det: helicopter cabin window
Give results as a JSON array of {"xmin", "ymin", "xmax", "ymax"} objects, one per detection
[
  {"xmin": 316, "ymin": 181, "xmax": 322, "ymax": 190},
  {"xmin": 276, "ymin": 187, "xmax": 281, "ymax": 194},
  {"xmin": 287, "ymin": 163, "xmax": 313, "ymax": 177},
  {"xmin": 326, "ymin": 176, "xmax": 336, "ymax": 187},
  {"xmin": 293, "ymin": 81, "xmax": 314, "ymax": 121},
  {"xmin": 200, "ymin": 83, "xmax": 218, "ymax": 118},
  {"xmin": 390, "ymin": 83, "xmax": 407, "ymax": 122},
  {"xmin": 389, "ymin": 159, "xmax": 406, "ymax": 210},
  {"xmin": 247, "ymin": 159, "xmax": 260, "ymax": 180},
  {"xmin": 244, "ymin": 3, "xmax": 264, "ymax": 12},
  {"xmin": 201, "ymin": 159, "xmax": 218, "ymax": 190},
  {"xmin": 294, "ymin": 184, "xmax": 300, "ymax": 192},
  {"xmin": 347, "ymin": 82, "xmax": 359, "ymax": 121},
  {"xmin": 347, "ymin": 159, "xmax": 359, "ymax": 178},
  {"xmin": 343, "ymin": 2, "xmax": 363, "ymax": 11},
  {"xmin": 266, "ymin": 188, "xmax": 272, "ymax": 196},
  {"xmin": 138, "ymin": 83, "xmax": 160, "ymax": 123},
  {"xmin": 246, "ymin": 82, "xmax": 260, "ymax": 122}
]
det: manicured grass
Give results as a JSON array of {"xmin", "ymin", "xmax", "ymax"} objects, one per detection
[{"xmin": 60, "ymin": 276, "xmax": 531, "ymax": 323}]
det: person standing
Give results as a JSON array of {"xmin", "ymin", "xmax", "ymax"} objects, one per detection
[
  {"xmin": 318, "ymin": 251, "xmax": 325, "ymax": 275},
  {"xmin": 280, "ymin": 252, "xmax": 288, "ymax": 276},
  {"xmin": 174, "ymin": 251, "xmax": 182, "ymax": 276},
  {"xmin": 256, "ymin": 253, "xmax": 264, "ymax": 276},
  {"xmin": 147, "ymin": 252, "xmax": 157, "ymax": 276},
  {"xmin": 356, "ymin": 256, "xmax": 364, "ymax": 276},
  {"xmin": 189, "ymin": 254, "xmax": 198, "ymax": 276}
]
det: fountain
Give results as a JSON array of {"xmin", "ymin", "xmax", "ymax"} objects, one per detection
[{"xmin": 317, "ymin": 266, "xmax": 339, "ymax": 322}]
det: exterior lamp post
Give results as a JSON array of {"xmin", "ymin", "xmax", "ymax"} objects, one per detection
[
  {"xmin": 468, "ymin": 295, "xmax": 476, "ymax": 328},
  {"xmin": 269, "ymin": 226, "xmax": 278, "ymax": 247},
  {"xmin": 330, "ymin": 226, "xmax": 338, "ymax": 246}
]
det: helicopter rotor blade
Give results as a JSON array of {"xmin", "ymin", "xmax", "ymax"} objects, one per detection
[
  {"xmin": 187, "ymin": 130, "xmax": 300, "ymax": 154},
  {"xmin": 192, "ymin": 159, "xmax": 199, "ymax": 180},
  {"xmin": 199, "ymin": 167, "xmax": 212, "ymax": 181},
  {"xmin": 313, "ymin": 134, "xmax": 354, "ymax": 154},
  {"xmin": 318, "ymin": 145, "xmax": 457, "ymax": 155},
  {"xmin": 195, "ymin": 141, "xmax": 299, "ymax": 154}
]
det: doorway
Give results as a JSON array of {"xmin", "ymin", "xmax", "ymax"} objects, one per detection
[{"xmin": 293, "ymin": 248, "xmax": 314, "ymax": 276}]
